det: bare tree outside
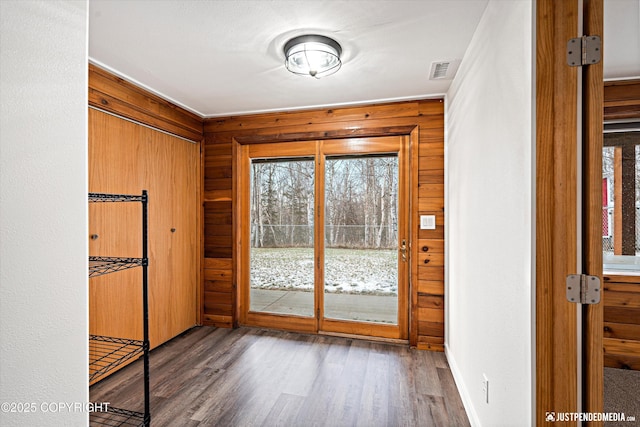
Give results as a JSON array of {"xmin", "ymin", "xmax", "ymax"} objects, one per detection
[
  {"xmin": 250, "ymin": 159, "xmax": 315, "ymax": 248},
  {"xmin": 249, "ymin": 156, "xmax": 398, "ymax": 250},
  {"xmin": 325, "ymin": 156, "xmax": 398, "ymax": 250}
]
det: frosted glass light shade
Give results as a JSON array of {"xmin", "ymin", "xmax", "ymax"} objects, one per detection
[{"xmin": 284, "ymin": 35, "xmax": 342, "ymax": 78}]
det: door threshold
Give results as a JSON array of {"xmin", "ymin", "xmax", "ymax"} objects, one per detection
[
  {"xmin": 239, "ymin": 324, "xmax": 410, "ymax": 346},
  {"xmin": 318, "ymin": 330, "xmax": 409, "ymax": 346}
]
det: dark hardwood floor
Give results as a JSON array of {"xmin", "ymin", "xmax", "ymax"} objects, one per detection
[{"xmin": 90, "ymin": 327, "xmax": 470, "ymax": 426}]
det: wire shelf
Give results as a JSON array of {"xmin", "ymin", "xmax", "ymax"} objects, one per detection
[
  {"xmin": 89, "ymin": 190, "xmax": 149, "ymax": 424},
  {"xmin": 90, "ymin": 406, "xmax": 148, "ymax": 426},
  {"xmin": 89, "ymin": 257, "xmax": 146, "ymax": 278},
  {"xmin": 89, "ymin": 335, "xmax": 146, "ymax": 382},
  {"xmin": 89, "ymin": 193, "xmax": 146, "ymax": 203}
]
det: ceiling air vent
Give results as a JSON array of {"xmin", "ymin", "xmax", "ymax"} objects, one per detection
[{"xmin": 429, "ymin": 60, "xmax": 461, "ymax": 80}]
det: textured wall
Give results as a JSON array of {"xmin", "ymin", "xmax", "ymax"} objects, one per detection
[{"xmin": 0, "ymin": 1, "xmax": 89, "ymax": 425}]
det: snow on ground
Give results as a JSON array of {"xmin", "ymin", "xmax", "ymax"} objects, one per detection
[{"xmin": 250, "ymin": 247, "xmax": 398, "ymax": 295}]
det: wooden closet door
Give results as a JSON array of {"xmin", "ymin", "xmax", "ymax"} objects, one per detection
[
  {"xmin": 89, "ymin": 110, "xmax": 145, "ymax": 349},
  {"xmin": 89, "ymin": 108, "xmax": 199, "ymax": 356},
  {"xmin": 142, "ymin": 122, "xmax": 200, "ymax": 346}
]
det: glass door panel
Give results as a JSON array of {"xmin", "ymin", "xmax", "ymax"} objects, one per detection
[
  {"xmin": 323, "ymin": 155, "xmax": 399, "ymax": 324},
  {"xmin": 602, "ymin": 138, "xmax": 640, "ymax": 272},
  {"xmin": 249, "ymin": 158, "xmax": 315, "ymax": 317}
]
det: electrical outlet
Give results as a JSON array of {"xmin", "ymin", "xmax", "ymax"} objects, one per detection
[{"xmin": 482, "ymin": 374, "xmax": 489, "ymax": 404}]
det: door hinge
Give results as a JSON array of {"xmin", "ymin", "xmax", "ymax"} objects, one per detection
[
  {"xmin": 566, "ymin": 274, "xmax": 601, "ymax": 304},
  {"xmin": 567, "ymin": 35, "xmax": 601, "ymax": 67}
]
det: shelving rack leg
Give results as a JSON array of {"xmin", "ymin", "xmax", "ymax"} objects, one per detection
[{"xmin": 142, "ymin": 190, "xmax": 150, "ymax": 425}]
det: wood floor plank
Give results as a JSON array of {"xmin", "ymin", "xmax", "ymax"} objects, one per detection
[
  {"xmin": 293, "ymin": 343, "xmax": 346, "ymax": 425},
  {"xmin": 433, "ymin": 350, "xmax": 450, "ymax": 369},
  {"xmin": 437, "ymin": 367, "xmax": 472, "ymax": 427},
  {"xmin": 280, "ymin": 335, "xmax": 331, "ymax": 397},
  {"xmin": 195, "ymin": 331, "xmax": 287, "ymax": 425},
  {"xmin": 261, "ymin": 393, "xmax": 306, "ymax": 427},
  {"xmin": 412, "ymin": 347, "xmax": 444, "ymax": 397},
  {"xmin": 325, "ymin": 340, "xmax": 370, "ymax": 426},
  {"xmin": 388, "ymin": 346, "xmax": 419, "ymax": 425},
  {"xmin": 223, "ymin": 333, "xmax": 304, "ymax": 426},
  {"xmin": 356, "ymin": 347, "xmax": 390, "ymax": 427},
  {"xmin": 414, "ymin": 393, "xmax": 448, "ymax": 426},
  {"xmin": 152, "ymin": 328, "xmax": 223, "ymax": 399},
  {"xmin": 90, "ymin": 326, "xmax": 470, "ymax": 426}
]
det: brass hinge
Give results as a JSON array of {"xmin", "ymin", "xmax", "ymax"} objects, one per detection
[
  {"xmin": 567, "ymin": 35, "xmax": 601, "ymax": 67},
  {"xmin": 566, "ymin": 274, "xmax": 601, "ymax": 304}
]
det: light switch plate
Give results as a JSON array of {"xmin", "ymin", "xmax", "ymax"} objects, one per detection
[{"xmin": 420, "ymin": 215, "xmax": 436, "ymax": 230}]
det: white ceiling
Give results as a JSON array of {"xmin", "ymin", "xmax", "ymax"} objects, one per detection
[
  {"xmin": 603, "ymin": 0, "xmax": 640, "ymax": 80},
  {"xmin": 89, "ymin": 0, "xmax": 640, "ymax": 119},
  {"xmin": 89, "ymin": 0, "xmax": 489, "ymax": 117}
]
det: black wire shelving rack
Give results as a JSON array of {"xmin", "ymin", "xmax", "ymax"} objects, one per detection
[
  {"xmin": 89, "ymin": 257, "xmax": 145, "ymax": 278},
  {"xmin": 88, "ymin": 191, "xmax": 150, "ymax": 427}
]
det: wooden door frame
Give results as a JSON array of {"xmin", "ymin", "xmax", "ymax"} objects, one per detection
[
  {"xmin": 234, "ymin": 136, "xmax": 410, "ymax": 340},
  {"xmin": 536, "ymin": 0, "xmax": 603, "ymax": 424},
  {"xmin": 581, "ymin": 0, "xmax": 604, "ymax": 420}
]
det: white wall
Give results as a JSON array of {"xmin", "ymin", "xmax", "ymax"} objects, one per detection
[
  {"xmin": 0, "ymin": 1, "xmax": 88, "ymax": 426},
  {"xmin": 445, "ymin": 1, "xmax": 533, "ymax": 426}
]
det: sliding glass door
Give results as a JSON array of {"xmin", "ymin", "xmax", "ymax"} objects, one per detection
[{"xmin": 239, "ymin": 137, "xmax": 409, "ymax": 340}]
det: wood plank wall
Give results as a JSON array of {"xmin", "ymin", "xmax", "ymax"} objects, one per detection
[
  {"xmin": 603, "ymin": 275, "xmax": 640, "ymax": 370},
  {"xmin": 604, "ymin": 79, "xmax": 640, "ymax": 121},
  {"xmin": 89, "ymin": 63, "xmax": 203, "ymax": 142},
  {"xmin": 202, "ymin": 99, "xmax": 445, "ymax": 349}
]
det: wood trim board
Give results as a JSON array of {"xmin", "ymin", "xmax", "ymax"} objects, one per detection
[
  {"xmin": 89, "ymin": 63, "xmax": 203, "ymax": 142},
  {"xmin": 535, "ymin": 0, "xmax": 580, "ymax": 422}
]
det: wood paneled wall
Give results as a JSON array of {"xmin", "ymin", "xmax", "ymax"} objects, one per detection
[
  {"xmin": 603, "ymin": 275, "xmax": 640, "ymax": 370},
  {"xmin": 202, "ymin": 99, "xmax": 445, "ymax": 349},
  {"xmin": 88, "ymin": 65, "xmax": 203, "ymax": 381},
  {"xmin": 604, "ymin": 79, "xmax": 640, "ymax": 121},
  {"xmin": 89, "ymin": 64, "xmax": 203, "ymax": 142}
]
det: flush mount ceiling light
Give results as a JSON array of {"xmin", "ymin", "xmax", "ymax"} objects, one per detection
[{"xmin": 284, "ymin": 34, "xmax": 342, "ymax": 78}]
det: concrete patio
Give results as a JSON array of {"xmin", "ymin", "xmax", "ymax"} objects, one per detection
[{"xmin": 250, "ymin": 289, "xmax": 398, "ymax": 324}]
